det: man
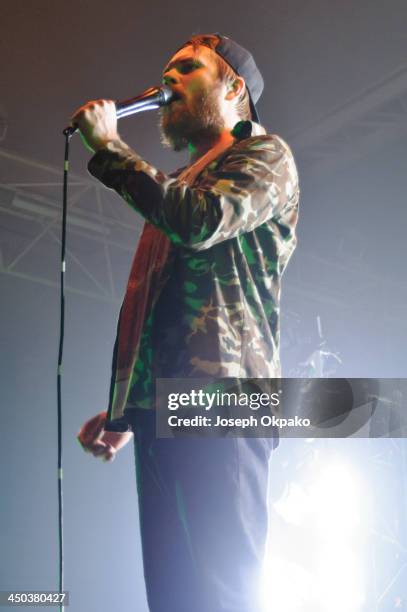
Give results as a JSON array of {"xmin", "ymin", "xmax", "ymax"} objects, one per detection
[{"xmin": 75, "ymin": 34, "xmax": 299, "ymax": 612}]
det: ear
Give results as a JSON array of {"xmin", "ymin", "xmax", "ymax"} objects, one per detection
[{"xmin": 225, "ymin": 77, "xmax": 245, "ymax": 101}]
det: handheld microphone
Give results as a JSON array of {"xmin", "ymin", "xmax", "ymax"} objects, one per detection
[{"xmin": 63, "ymin": 85, "xmax": 174, "ymax": 137}]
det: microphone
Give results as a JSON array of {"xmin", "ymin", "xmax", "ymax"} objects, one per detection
[{"xmin": 63, "ymin": 85, "xmax": 174, "ymax": 137}]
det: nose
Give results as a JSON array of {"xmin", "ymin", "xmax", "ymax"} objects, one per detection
[{"xmin": 162, "ymin": 73, "xmax": 178, "ymax": 86}]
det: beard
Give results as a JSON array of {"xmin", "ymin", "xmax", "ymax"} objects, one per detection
[{"xmin": 159, "ymin": 85, "xmax": 226, "ymax": 152}]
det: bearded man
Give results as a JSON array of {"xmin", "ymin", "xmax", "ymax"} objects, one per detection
[{"xmin": 73, "ymin": 34, "xmax": 299, "ymax": 612}]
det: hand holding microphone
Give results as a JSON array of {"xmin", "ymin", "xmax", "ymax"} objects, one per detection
[
  {"xmin": 69, "ymin": 99, "xmax": 120, "ymax": 152},
  {"xmin": 65, "ymin": 85, "xmax": 174, "ymax": 150}
]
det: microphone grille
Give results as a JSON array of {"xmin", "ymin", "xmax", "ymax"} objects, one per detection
[{"xmin": 160, "ymin": 85, "xmax": 175, "ymax": 105}]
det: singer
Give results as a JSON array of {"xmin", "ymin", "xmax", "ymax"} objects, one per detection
[{"xmin": 74, "ymin": 34, "xmax": 299, "ymax": 612}]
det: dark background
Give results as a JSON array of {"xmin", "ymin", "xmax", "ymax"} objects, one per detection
[{"xmin": 1, "ymin": 1, "xmax": 407, "ymax": 610}]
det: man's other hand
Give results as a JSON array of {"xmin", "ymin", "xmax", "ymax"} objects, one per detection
[
  {"xmin": 77, "ymin": 411, "xmax": 133, "ymax": 463},
  {"xmin": 70, "ymin": 99, "xmax": 119, "ymax": 152}
]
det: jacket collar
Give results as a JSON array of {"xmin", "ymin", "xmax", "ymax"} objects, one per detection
[{"xmin": 172, "ymin": 120, "xmax": 267, "ymax": 181}]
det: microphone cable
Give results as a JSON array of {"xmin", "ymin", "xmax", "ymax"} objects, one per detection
[{"xmin": 55, "ymin": 129, "xmax": 71, "ymax": 612}]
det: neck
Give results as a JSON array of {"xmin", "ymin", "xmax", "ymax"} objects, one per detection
[{"xmin": 188, "ymin": 127, "xmax": 236, "ymax": 163}]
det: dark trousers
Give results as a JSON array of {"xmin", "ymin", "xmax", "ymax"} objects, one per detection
[{"xmin": 130, "ymin": 409, "xmax": 277, "ymax": 612}]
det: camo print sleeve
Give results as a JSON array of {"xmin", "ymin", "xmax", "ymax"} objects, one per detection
[{"xmin": 88, "ymin": 135, "xmax": 298, "ymax": 251}]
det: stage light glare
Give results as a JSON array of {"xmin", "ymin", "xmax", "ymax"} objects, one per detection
[
  {"xmin": 263, "ymin": 453, "xmax": 367, "ymax": 611},
  {"xmin": 308, "ymin": 463, "xmax": 362, "ymax": 535},
  {"xmin": 260, "ymin": 555, "xmax": 312, "ymax": 612},
  {"xmin": 317, "ymin": 543, "xmax": 365, "ymax": 611},
  {"xmin": 274, "ymin": 482, "xmax": 310, "ymax": 526}
]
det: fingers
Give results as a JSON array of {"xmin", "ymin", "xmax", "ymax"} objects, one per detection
[
  {"xmin": 70, "ymin": 101, "xmax": 92, "ymax": 128},
  {"xmin": 76, "ymin": 432, "xmax": 105, "ymax": 454},
  {"xmin": 77, "ymin": 437, "xmax": 116, "ymax": 462},
  {"xmin": 70, "ymin": 99, "xmax": 116, "ymax": 126},
  {"xmin": 77, "ymin": 411, "xmax": 129, "ymax": 463},
  {"xmin": 77, "ymin": 411, "xmax": 108, "ymax": 457},
  {"xmin": 103, "ymin": 430, "xmax": 133, "ymax": 452},
  {"xmin": 92, "ymin": 441, "xmax": 116, "ymax": 462},
  {"xmin": 69, "ymin": 99, "xmax": 118, "ymax": 152}
]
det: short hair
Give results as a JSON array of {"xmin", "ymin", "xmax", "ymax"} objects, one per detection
[{"xmin": 181, "ymin": 34, "xmax": 251, "ymax": 121}]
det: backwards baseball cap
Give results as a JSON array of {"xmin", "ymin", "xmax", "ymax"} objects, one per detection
[{"xmin": 177, "ymin": 33, "xmax": 264, "ymax": 123}]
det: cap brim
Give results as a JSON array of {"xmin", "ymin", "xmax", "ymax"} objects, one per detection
[{"xmin": 249, "ymin": 94, "xmax": 260, "ymax": 123}]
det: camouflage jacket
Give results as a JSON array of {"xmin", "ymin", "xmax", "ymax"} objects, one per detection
[{"xmin": 87, "ymin": 120, "xmax": 299, "ymax": 431}]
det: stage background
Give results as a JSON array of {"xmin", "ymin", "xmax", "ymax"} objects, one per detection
[{"xmin": 1, "ymin": 1, "xmax": 407, "ymax": 610}]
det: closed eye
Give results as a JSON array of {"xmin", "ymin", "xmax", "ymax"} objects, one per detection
[
  {"xmin": 163, "ymin": 58, "xmax": 203, "ymax": 76},
  {"xmin": 178, "ymin": 61, "xmax": 200, "ymax": 74}
]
